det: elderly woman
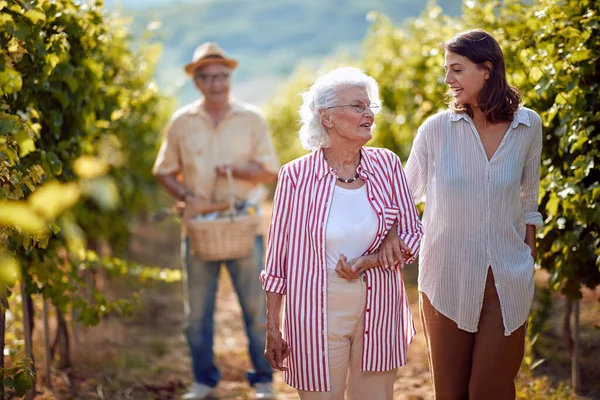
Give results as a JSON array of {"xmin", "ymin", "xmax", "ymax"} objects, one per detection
[{"xmin": 260, "ymin": 67, "xmax": 423, "ymax": 399}]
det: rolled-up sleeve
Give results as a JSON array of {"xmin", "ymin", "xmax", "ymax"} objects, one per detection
[
  {"xmin": 392, "ymin": 155, "xmax": 424, "ymax": 264},
  {"xmin": 152, "ymin": 117, "xmax": 181, "ymax": 176},
  {"xmin": 521, "ymin": 116, "xmax": 543, "ymax": 227},
  {"xmin": 260, "ymin": 166, "xmax": 294, "ymax": 294}
]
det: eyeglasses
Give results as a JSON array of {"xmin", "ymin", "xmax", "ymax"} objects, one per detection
[
  {"xmin": 194, "ymin": 72, "xmax": 231, "ymax": 83},
  {"xmin": 326, "ymin": 102, "xmax": 380, "ymax": 114}
]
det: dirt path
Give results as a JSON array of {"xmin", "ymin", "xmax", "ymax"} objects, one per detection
[
  {"xmin": 40, "ymin": 213, "xmax": 597, "ymax": 399},
  {"xmin": 41, "ymin": 223, "xmax": 430, "ymax": 400},
  {"xmin": 49, "ymin": 266, "xmax": 431, "ymax": 399},
  {"xmin": 105, "ymin": 209, "xmax": 433, "ymax": 399}
]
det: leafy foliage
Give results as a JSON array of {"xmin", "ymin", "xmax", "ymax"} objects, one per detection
[
  {"xmin": 519, "ymin": 1, "xmax": 599, "ymax": 298},
  {"xmin": 0, "ymin": 0, "xmax": 172, "ymax": 389},
  {"xmin": 363, "ymin": 7, "xmax": 460, "ymax": 161},
  {"xmin": 0, "ymin": 358, "xmax": 34, "ymax": 397}
]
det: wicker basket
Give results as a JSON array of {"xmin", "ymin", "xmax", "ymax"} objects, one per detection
[{"xmin": 185, "ymin": 169, "xmax": 261, "ymax": 261}]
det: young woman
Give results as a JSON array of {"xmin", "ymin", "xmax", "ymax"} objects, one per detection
[{"xmin": 381, "ymin": 29, "xmax": 543, "ymax": 399}]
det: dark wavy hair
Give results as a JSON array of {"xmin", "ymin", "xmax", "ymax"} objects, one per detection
[{"xmin": 442, "ymin": 29, "xmax": 522, "ymax": 123}]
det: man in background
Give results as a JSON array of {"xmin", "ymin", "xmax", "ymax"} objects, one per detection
[{"xmin": 153, "ymin": 42, "xmax": 278, "ymax": 400}]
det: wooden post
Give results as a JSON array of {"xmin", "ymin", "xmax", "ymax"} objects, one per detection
[
  {"xmin": 20, "ymin": 281, "xmax": 35, "ymax": 400},
  {"xmin": 563, "ymin": 298, "xmax": 573, "ymax": 354},
  {"xmin": 53, "ymin": 308, "xmax": 71, "ymax": 369},
  {"xmin": 1, "ymin": 292, "xmax": 7, "ymax": 400},
  {"xmin": 572, "ymin": 299, "xmax": 581, "ymax": 393},
  {"xmin": 43, "ymin": 297, "xmax": 53, "ymax": 389}
]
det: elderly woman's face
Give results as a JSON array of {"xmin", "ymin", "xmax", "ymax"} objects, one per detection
[{"xmin": 325, "ymin": 86, "xmax": 375, "ymax": 145}]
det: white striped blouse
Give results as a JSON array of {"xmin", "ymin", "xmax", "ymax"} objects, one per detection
[
  {"xmin": 405, "ymin": 107, "xmax": 543, "ymax": 336},
  {"xmin": 260, "ymin": 147, "xmax": 423, "ymax": 392}
]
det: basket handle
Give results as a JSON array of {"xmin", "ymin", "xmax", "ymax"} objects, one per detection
[{"xmin": 225, "ymin": 167, "xmax": 236, "ymax": 214}]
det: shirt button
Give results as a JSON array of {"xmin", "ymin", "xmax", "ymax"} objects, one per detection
[
  {"xmin": 377, "ymin": 211, "xmax": 382, "ymax": 215},
  {"xmin": 365, "ymin": 330, "xmax": 369, "ymax": 335},
  {"xmin": 367, "ymin": 287, "xmax": 372, "ymax": 290},
  {"xmin": 366, "ymin": 308, "xmax": 370, "ymax": 312}
]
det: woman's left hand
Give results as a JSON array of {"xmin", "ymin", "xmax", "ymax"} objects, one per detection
[{"xmin": 525, "ymin": 224, "xmax": 537, "ymax": 261}]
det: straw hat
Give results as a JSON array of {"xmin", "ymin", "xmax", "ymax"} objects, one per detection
[{"xmin": 184, "ymin": 42, "xmax": 238, "ymax": 75}]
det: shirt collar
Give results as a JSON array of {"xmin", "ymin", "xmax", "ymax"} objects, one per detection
[
  {"xmin": 313, "ymin": 147, "xmax": 374, "ymax": 181},
  {"xmin": 449, "ymin": 111, "xmax": 469, "ymax": 122},
  {"xmin": 188, "ymin": 97, "xmax": 244, "ymax": 117},
  {"xmin": 450, "ymin": 107, "xmax": 531, "ymax": 128},
  {"xmin": 510, "ymin": 107, "xmax": 531, "ymax": 128}
]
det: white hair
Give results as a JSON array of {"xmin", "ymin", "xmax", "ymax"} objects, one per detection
[{"xmin": 298, "ymin": 66, "xmax": 381, "ymax": 151}]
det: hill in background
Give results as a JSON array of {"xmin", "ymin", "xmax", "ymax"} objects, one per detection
[{"xmin": 112, "ymin": 0, "xmax": 462, "ymax": 106}]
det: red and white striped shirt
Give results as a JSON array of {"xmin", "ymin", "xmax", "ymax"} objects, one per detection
[{"xmin": 260, "ymin": 147, "xmax": 423, "ymax": 392}]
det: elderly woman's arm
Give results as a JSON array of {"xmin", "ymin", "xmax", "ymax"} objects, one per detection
[
  {"xmin": 260, "ymin": 167, "xmax": 294, "ymax": 293},
  {"xmin": 265, "ymin": 292, "xmax": 290, "ymax": 371},
  {"xmin": 395, "ymin": 140, "xmax": 425, "ymax": 255},
  {"xmin": 379, "ymin": 129, "xmax": 428, "ymax": 267},
  {"xmin": 260, "ymin": 166, "xmax": 294, "ymax": 369},
  {"xmin": 392, "ymin": 157, "xmax": 424, "ymax": 263}
]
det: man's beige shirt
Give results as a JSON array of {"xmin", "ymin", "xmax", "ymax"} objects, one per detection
[{"xmin": 153, "ymin": 98, "xmax": 279, "ymax": 208}]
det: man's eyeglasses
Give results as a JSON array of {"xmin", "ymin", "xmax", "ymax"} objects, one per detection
[
  {"xmin": 326, "ymin": 102, "xmax": 381, "ymax": 114},
  {"xmin": 194, "ymin": 72, "xmax": 231, "ymax": 83}
]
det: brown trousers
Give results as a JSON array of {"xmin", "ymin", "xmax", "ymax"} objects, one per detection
[{"xmin": 420, "ymin": 271, "xmax": 526, "ymax": 400}]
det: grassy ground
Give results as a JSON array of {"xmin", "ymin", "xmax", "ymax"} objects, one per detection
[{"xmin": 518, "ymin": 273, "xmax": 600, "ymax": 400}]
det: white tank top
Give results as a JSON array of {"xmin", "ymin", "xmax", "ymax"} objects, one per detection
[{"xmin": 325, "ymin": 184, "xmax": 379, "ymax": 270}]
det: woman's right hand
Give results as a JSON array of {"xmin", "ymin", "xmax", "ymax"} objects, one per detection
[
  {"xmin": 335, "ymin": 254, "xmax": 360, "ymax": 281},
  {"xmin": 378, "ymin": 223, "xmax": 412, "ymax": 268},
  {"xmin": 264, "ymin": 328, "xmax": 290, "ymax": 371}
]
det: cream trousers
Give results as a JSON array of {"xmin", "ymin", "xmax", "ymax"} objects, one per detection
[{"xmin": 298, "ymin": 271, "xmax": 397, "ymax": 400}]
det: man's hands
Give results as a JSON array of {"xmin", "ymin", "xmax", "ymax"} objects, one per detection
[
  {"xmin": 157, "ymin": 173, "xmax": 230, "ymax": 217},
  {"xmin": 378, "ymin": 224, "xmax": 413, "ymax": 268},
  {"xmin": 264, "ymin": 328, "xmax": 290, "ymax": 371},
  {"xmin": 216, "ymin": 162, "xmax": 276, "ymax": 184},
  {"xmin": 215, "ymin": 163, "xmax": 236, "ymax": 177},
  {"xmin": 179, "ymin": 195, "xmax": 229, "ymax": 218}
]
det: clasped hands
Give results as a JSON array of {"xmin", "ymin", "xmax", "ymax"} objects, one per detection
[{"xmin": 336, "ymin": 228, "xmax": 413, "ymax": 281}]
